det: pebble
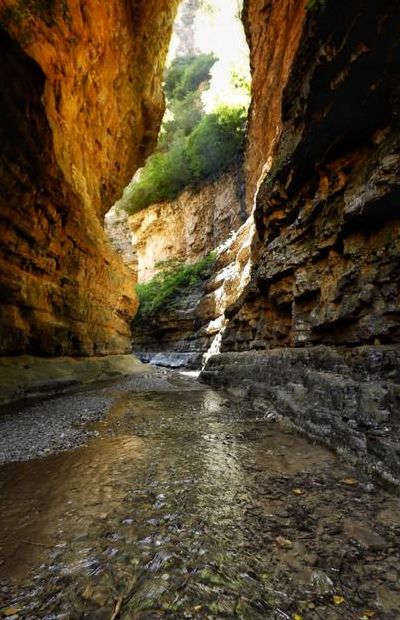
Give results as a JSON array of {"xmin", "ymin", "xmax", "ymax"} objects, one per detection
[{"xmin": 0, "ymin": 392, "xmax": 109, "ymax": 464}]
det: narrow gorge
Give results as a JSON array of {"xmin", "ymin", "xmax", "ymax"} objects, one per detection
[{"xmin": 1, "ymin": 0, "xmax": 400, "ymax": 618}]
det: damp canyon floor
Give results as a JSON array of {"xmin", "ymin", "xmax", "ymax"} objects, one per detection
[{"xmin": 0, "ymin": 367, "xmax": 399, "ymax": 620}]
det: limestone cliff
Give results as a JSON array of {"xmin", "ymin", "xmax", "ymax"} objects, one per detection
[
  {"xmin": 203, "ymin": 0, "xmax": 400, "ymax": 482},
  {"xmin": 105, "ymin": 206, "xmax": 136, "ymax": 273},
  {"xmin": 129, "ymin": 162, "xmax": 246, "ymax": 283},
  {"xmin": 133, "ymin": 219, "xmax": 252, "ymax": 368},
  {"xmin": 130, "ymin": 163, "xmax": 248, "ymax": 366},
  {"xmin": 223, "ymin": 0, "xmax": 400, "ymax": 352},
  {"xmin": 243, "ymin": 0, "xmax": 307, "ymax": 206},
  {"xmin": 0, "ymin": 0, "xmax": 178, "ymax": 356}
]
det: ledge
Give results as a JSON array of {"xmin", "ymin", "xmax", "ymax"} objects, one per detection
[
  {"xmin": 0, "ymin": 354, "xmax": 147, "ymax": 406},
  {"xmin": 201, "ymin": 345, "xmax": 400, "ymax": 485}
]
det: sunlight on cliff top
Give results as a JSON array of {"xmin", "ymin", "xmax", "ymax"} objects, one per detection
[{"xmin": 169, "ymin": 0, "xmax": 251, "ymax": 112}]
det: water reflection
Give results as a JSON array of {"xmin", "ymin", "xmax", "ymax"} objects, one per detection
[
  {"xmin": 0, "ymin": 383, "xmax": 399, "ymax": 619},
  {"xmin": 0, "ymin": 435, "xmax": 145, "ymax": 581}
]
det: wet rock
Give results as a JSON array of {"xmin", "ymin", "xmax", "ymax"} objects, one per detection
[
  {"xmin": 310, "ymin": 570, "xmax": 334, "ymax": 595},
  {"xmin": 1, "ymin": 374, "xmax": 399, "ymax": 619},
  {"xmin": 201, "ymin": 346, "xmax": 400, "ymax": 483}
]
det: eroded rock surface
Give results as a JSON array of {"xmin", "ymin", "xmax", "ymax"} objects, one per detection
[
  {"xmin": 105, "ymin": 206, "xmax": 136, "ymax": 272},
  {"xmin": 0, "ymin": 0, "xmax": 178, "ymax": 356},
  {"xmin": 129, "ymin": 162, "xmax": 246, "ymax": 283},
  {"xmin": 203, "ymin": 0, "xmax": 400, "ymax": 479},
  {"xmin": 243, "ymin": 0, "xmax": 307, "ymax": 205},
  {"xmin": 202, "ymin": 346, "xmax": 400, "ymax": 483},
  {"xmin": 224, "ymin": 0, "xmax": 400, "ymax": 351},
  {"xmin": 131, "ymin": 165, "xmax": 250, "ymax": 367}
]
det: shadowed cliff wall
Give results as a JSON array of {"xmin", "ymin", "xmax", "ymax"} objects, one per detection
[
  {"xmin": 202, "ymin": 0, "xmax": 400, "ymax": 483},
  {"xmin": 223, "ymin": 0, "xmax": 400, "ymax": 352}
]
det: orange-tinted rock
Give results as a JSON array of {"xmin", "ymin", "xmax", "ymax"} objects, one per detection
[
  {"xmin": 0, "ymin": 0, "xmax": 179, "ymax": 355},
  {"xmin": 129, "ymin": 162, "xmax": 246, "ymax": 283},
  {"xmin": 243, "ymin": 0, "xmax": 307, "ymax": 206}
]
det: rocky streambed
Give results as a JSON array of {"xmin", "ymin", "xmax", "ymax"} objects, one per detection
[{"xmin": 0, "ymin": 369, "xmax": 399, "ymax": 619}]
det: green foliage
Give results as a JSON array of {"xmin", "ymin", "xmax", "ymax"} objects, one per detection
[
  {"xmin": 125, "ymin": 105, "xmax": 246, "ymax": 214},
  {"xmin": 135, "ymin": 253, "xmax": 217, "ymax": 322},
  {"xmin": 158, "ymin": 91, "xmax": 204, "ymax": 151},
  {"xmin": 164, "ymin": 54, "xmax": 217, "ymax": 101},
  {"xmin": 307, "ymin": 0, "xmax": 326, "ymax": 11},
  {"xmin": 122, "ymin": 50, "xmax": 247, "ymax": 215},
  {"xmin": 125, "ymin": 138, "xmax": 193, "ymax": 214},
  {"xmin": 186, "ymin": 105, "xmax": 247, "ymax": 179},
  {"xmin": 231, "ymin": 71, "xmax": 252, "ymax": 97}
]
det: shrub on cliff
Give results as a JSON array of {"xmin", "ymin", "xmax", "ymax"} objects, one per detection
[
  {"xmin": 158, "ymin": 91, "xmax": 204, "ymax": 151},
  {"xmin": 121, "ymin": 48, "xmax": 248, "ymax": 215},
  {"xmin": 164, "ymin": 53, "xmax": 217, "ymax": 101},
  {"xmin": 125, "ymin": 139, "xmax": 193, "ymax": 213},
  {"xmin": 125, "ymin": 105, "xmax": 246, "ymax": 214},
  {"xmin": 186, "ymin": 105, "xmax": 247, "ymax": 179},
  {"xmin": 135, "ymin": 253, "xmax": 216, "ymax": 323}
]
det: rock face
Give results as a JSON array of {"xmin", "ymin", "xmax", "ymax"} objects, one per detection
[
  {"xmin": 104, "ymin": 206, "xmax": 136, "ymax": 272},
  {"xmin": 243, "ymin": 0, "xmax": 307, "ymax": 205},
  {"xmin": 202, "ymin": 0, "xmax": 400, "ymax": 479},
  {"xmin": 133, "ymin": 216, "xmax": 254, "ymax": 368},
  {"xmin": 222, "ymin": 0, "xmax": 400, "ymax": 352},
  {"xmin": 0, "ymin": 0, "xmax": 178, "ymax": 356},
  {"xmin": 134, "ymin": 282, "xmax": 210, "ymax": 369},
  {"xmin": 0, "ymin": 354, "xmax": 147, "ymax": 406},
  {"xmin": 202, "ymin": 347, "xmax": 400, "ymax": 483},
  {"xmin": 131, "ymin": 163, "xmax": 251, "ymax": 367},
  {"xmin": 129, "ymin": 162, "xmax": 246, "ymax": 283}
]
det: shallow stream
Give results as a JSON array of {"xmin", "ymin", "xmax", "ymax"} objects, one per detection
[{"xmin": 0, "ymin": 371, "xmax": 399, "ymax": 619}]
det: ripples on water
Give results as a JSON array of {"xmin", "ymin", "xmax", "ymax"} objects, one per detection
[{"xmin": 0, "ymin": 377, "xmax": 399, "ymax": 619}]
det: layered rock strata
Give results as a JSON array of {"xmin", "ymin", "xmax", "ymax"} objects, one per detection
[
  {"xmin": 243, "ymin": 0, "xmax": 307, "ymax": 205},
  {"xmin": 130, "ymin": 164, "xmax": 249, "ymax": 366},
  {"xmin": 203, "ymin": 0, "xmax": 400, "ymax": 479},
  {"xmin": 129, "ymin": 162, "xmax": 246, "ymax": 283},
  {"xmin": 105, "ymin": 206, "xmax": 136, "ymax": 273},
  {"xmin": 0, "ymin": 0, "xmax": 178, "ymax": 356},
  {"xmin": 0, "ymin": 354, "xmax": 146, "ymax": 406},
  {"xmin": 223, "ymin": 0, "xmax": 400, "ymax": 352},
  {"xmin": 133, "ymin": 218, "xmax": 253, "ymax": 368},
  {"xmin": 202, "ymin": 347, "xmax": 400, "ymax": 483},
  {"xmin": 134, "ymin": 283, "xmax": 210, "ymax": 369}
]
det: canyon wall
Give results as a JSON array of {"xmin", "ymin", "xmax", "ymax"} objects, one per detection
[
  {"xmin": 105, "ymin": 206, "xmax": 136, "ymax": 273},
  {"xmin": 243, "ymin": 0, "xmax": 307, "ymax": 205},
  {"xmin": 133, "ymin": 220, "xmax": 252, "ymax": 368},
  {"xmin": 130, "ymin": 163, "xmax": 248, "ymax": 366},
  {"xmin": 203, "ymin": 0, "xmax": 400, "ymax": 482},
  {"xmin": 129, "ymin": 161, "xmax": 246, "ymax": 283},
  {"xmin": 0, "ymin": 0, "xmax": 178, "ymax": 356},
  {"xmin": 223, "ymin": 0, "xmax": 400, "ymax": 352}
]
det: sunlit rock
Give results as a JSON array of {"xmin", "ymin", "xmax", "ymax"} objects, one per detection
[{"xmin": 0, "ymin": 0, "xmax": 179, "ymax": 355}]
